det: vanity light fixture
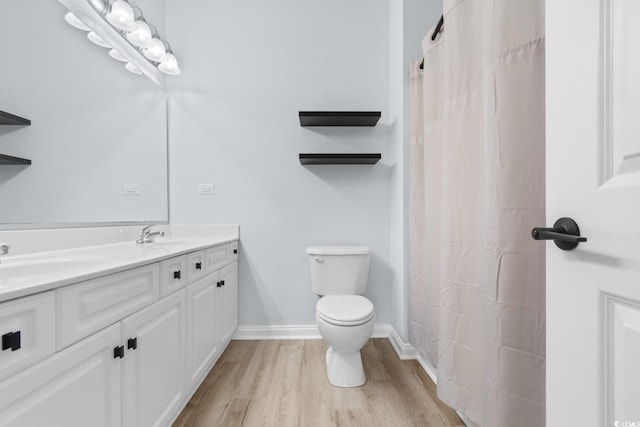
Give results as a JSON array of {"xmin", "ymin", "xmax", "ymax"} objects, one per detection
[{"xmin": 61, "ymin": 0, "xmax": 181, "ymax": 84}]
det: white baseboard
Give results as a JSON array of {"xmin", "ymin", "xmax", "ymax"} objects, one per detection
[{"xmin": 232, "ymin": 323, "xmax": 392, "ymax": 341}]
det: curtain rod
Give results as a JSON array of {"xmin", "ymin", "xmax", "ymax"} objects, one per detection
[{"xmin": 419, "ymin": 14, "xmax": 444, "ymax": 70}]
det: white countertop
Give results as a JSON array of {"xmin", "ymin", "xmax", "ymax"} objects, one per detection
[{"xmin": 0, "ymin": 224, "xmax": 239, "ymax": 303}]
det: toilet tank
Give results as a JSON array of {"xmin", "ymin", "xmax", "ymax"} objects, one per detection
[{"xmin": 306, "ymin": 246, "xmax": 371, "ymax": 295}]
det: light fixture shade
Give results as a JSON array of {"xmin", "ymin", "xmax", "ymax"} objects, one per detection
[
  {"xmin": 125, "ymin": 62, "xmax": 143, "ymax": 75},
  {"xmin": 142, "ymin": 38, "xmax": 167, "ymax": 62},
  {"xmin": 64, "ymin": 12, "xmax": 90, "ymax": 31},
  {"xmin": 109, "ymin": 48, "xmax": 128, "ymax": 62},
  {"xmin": 126, "ymin": 20, "xmax": 153, "ymax": 48},
  {"xmin": 106, "ymin": 0, "xmax": 136, "ymax": 31},
  {"xmin": 158, "ymin": 53, "xmax": 181, "ymax": 75},
  {"xmin": 87, "ymin": 31, "xmax": 111, "ymax": 48}
]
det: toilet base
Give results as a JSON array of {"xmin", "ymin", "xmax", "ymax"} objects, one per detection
[{"xmin": 325, "ymin": 346, "xmax": 366, "ymax": 388}]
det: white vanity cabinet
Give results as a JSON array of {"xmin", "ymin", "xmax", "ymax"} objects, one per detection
[
  {"xmin": 123, "ymin": 289, "xmax": 186, "ymax": 427},
  {"xmin": 219, "ymin": 262, "xmax": 238, "ymax": 343},
  {"xmin": 0, "ymin": 324, "xmax": 122, "ymax": 427},
  {"xmin": 186, "ymin": 273, "xmax": 221, "ymax": 391},
  {"xmin": 0, "ymin": 239, "xmax": 239, "ymax": 427}
]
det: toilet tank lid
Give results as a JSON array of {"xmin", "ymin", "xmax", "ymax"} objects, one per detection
[{"xmin": 306, "ymin": 245, "xmax": 371, "ymax": 255}]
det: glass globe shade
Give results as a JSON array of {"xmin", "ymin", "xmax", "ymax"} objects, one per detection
[
  {"xmin": 158, "ymin": 53, "xmax": 181, "ymax": 75},
  {"xmin": 126, "ymin": 20, "xmax": 153, "ymax": 48},
  {"xmin": 106, "ymin": 0, "xmax": 135, "ymax": 31}
]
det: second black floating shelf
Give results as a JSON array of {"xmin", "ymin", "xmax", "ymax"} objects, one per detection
[
  {"xmin": 299, "ymin": 153, "xmax": 381, "ymax": 165},
  {"xmin": 0, "ymin": 153, "xmax": 32, "ymax": 165},
  {"xmin": 0, "ymin": 110, "xmax": 31, "ymax": 126},
  {"xmin": 299, "ymin": 111, "xmax": 381, "ymax": 127}
]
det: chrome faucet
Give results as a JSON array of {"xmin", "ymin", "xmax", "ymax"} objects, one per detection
[
  {"xmin": 136, "ymin": 225, "xmax": 165, "ymax": 244},
  {"xmin": 0, "ymin": 243, "xmax": 9, "ymax": 264}
]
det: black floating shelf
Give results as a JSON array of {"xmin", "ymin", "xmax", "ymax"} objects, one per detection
[
  {"xmin": 0, "ymin": 153, "xmax": 31, "ymax": 165},
  {"xmin": 0, "ymin": 110, "xmax": 31, "ymax": 126},
  {"xmin": 299, "ymin": 111, "xmax": 381, "ymax": 127},
  {"xmin": 299, "ymin": 153, "xmax": 381, "ymax": 165}
]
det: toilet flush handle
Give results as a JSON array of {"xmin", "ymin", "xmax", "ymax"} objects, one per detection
[{"xmin": 313, "ymin": 257, "xmax": 324, "ymax": 263}]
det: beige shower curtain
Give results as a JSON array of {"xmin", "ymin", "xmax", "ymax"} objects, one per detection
[{"xmin": 409, "ymin": 1, "xmax": 546, "ymax": 426}]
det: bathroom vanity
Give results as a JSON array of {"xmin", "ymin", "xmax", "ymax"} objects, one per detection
[{"xmin": 0, "ymin": 224, "xmax": 239, "ymax": 426}]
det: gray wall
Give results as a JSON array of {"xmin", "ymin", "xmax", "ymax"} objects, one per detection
[{"xmin": 167, "ymin": 0, "xmax": 393, "ymax": 326}]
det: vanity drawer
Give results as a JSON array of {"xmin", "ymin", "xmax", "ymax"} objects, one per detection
[
  {"xmin": 57, "ymin": 264, "xmax": 160, "ymax": 350},
  {"xmin": 160, "ymin": 255, "xmax": 187, "ymax": 298},
  {"xmin": 0, "ymin": 291, "xmax": 55, "ymax": 382},
  {"xmin": 205, "ymin": 244, "xmax": 230, "ymax": 275},
  {"xmin": 186, "ymin": 251, "xmax": 206, "ymax": 283}
]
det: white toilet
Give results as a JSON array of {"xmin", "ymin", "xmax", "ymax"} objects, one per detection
[{"xmin": 307, "ymin": 245, "xmax": 375, "ymax": 388}]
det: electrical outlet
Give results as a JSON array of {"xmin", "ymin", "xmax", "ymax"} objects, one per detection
[
  {"xmin": 198, "ymin": 184, "xmax": 214, "ymax": 195},
  {"xmin": 123, "ymin": 184, "xmax": 140, "ymax": 195}
]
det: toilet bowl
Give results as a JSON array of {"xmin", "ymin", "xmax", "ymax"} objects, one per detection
[{"xmin": 315, "ymin": 294, "xmax": 374, "ymax": 387}]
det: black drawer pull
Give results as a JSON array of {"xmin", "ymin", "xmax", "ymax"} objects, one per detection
[
  {"xmin": 2, "ymin": 331, "xmax": 21, "ymax": 351},
  {"xmin": 220, "ymin": 280, "xmax": 225, "ymax": 287},
  {"xmin": 173, "ymin": 270, "xmax": 181, "ymax": 280},
  {"xmin": 114, "ymin": 345, "xmax": 125, "ymax": 359},
  {"xmin": 127, "ymin": 337, "xmax": 138, "ymax": 350},
  {"xmin": 233, "ymin": 249, "xmax": 238, "ymax": 254},
  {"xmin": 195, "ymin": 262, "xmax": 202, "ymax": 270},
  {"xmin": 216, "ymin": 281, "xmax": 222, "ymax": 288}
]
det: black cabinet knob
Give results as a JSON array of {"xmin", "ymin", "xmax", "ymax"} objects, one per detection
[
  {"xmin": 216, "ymin": 281, "xmax": 222, "ymax": 288},
  {"xmin": 233, "ymin": 249, "xmax": 238, "ymax": 254},
  {"xmin": 221, "ymin": 280, "xmax": 225, "ymax": 287},
  {"xmin": 195, "ymin": 262, "xmax": 202, "ymax": 270},
  {"xmin": 173, "ymin": 270, "xmax": 181, "ymax": 280}
]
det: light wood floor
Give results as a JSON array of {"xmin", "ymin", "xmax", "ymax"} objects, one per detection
[{"xmin": 174, "ymin": 339, "xmax": 465, "ymax": 427}]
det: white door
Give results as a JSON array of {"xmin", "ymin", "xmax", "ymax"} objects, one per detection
[
  {"xmin": 122, "ymin": 289, "xmax": 186, "ymax": 427},
  {"xmin": 547, "ymin": 0, "xmax": 640, "ymax": 425},
  {"xmin": 186, "ymin": 272, "xmax": 220, "ymax": 391},
  {"xmin": 0, "ymin": 324, "xmax": 122, "ymax": 427}
]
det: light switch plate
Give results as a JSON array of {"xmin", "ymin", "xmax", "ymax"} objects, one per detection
[
  {"xmin": 123, "ymin": 184, "xmax": 140, "ymax": 195},
  {"xmin": 198, "ymin": 184, "xmax": 214, "ymax": 195}
]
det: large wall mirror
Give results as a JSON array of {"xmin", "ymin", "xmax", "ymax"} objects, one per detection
[{"xmin": 0, "ymin": 0, "xmax": 168, "ymax": 228}]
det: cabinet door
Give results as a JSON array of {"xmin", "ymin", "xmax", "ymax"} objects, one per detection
[
  {"xmin": 0, "ymin": 324, "xmax": 122, "ymax": 427},
  {"xmin": 122, "ymin": 289, "xmax": 186, "ymax": 427},
  {"xmin": 185, "ymin": 272, "xmax": 220, "ymax": 391},
  {"xmin": 0, "ymin": 291, "xmax": 55, "ymax": 382},
  {"xmin": 219, "ymin": 262, "xmax": 238, "ymax": 343}
]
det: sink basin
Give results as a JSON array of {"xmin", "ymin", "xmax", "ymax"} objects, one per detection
[
  {"xmin": 0, "ymin": 256, "xmax": 113, "ymax": 279},
  {"xmin": 146, "ymin": 238, "xmax": 190, "ymax": 247}
]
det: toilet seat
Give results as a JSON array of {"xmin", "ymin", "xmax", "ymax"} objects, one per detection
[{"xmin": 316, "ymin": 295, "xmax": 374, "ymax": 326}]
